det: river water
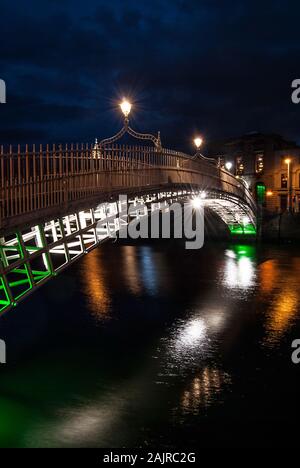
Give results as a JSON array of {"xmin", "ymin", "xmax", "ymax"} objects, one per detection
[{"xmin": 0, "ymin": 240, "xmax": 300, "ymax": 447}]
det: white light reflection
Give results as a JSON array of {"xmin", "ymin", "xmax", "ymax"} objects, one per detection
[
  {"xmin": 225, "ymin": 249, "xmax": 236, "ymax": 259},
  {"xmin": 177, "ymin": 318, "xmax": 207, "ymax": 349},
  {"xmin": 223, "ymin": 251, "xmax": 255, "ymax": 289},
  {"xmin": 25, "ymin": 397, "xmax": 124, "ymax": 447},
  {"xmin": 164, "ymin": 317, "xmax": 210, "ymax": 371},
  {"xmin": 159, "ymin": 310, "xmax": 227, "ymax": 381}
]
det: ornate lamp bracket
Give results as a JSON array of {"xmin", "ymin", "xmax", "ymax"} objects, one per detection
[
  {"xmin": 193, "ymin": 151, "xmax": 217, "ymax": 165},
  {"xmin": 99, "ymin": 115, "xmax": 162, "ymax": 151}
]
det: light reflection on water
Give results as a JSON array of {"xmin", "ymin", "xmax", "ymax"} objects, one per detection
[
  {"xmin": 163, "ymin": 316, "xmax": 210, "ymax": 373},
  {"xmin": 1, "ymin": 242, "xmax": 300, "ymax": 447},
  {"xmin": 222, "ymin": 245, "xmax": 256, "ymax": 291},
  {"xmin": 159, "ymin": 307, "xmax": 227, "ymax": 378},
  {"xmin": 80, "ymin": 249, "xmax": 111, "ymax": 320},
  {"xmin": 140, "ymin": 246, "xmax": 159, "ymax": 296},
  {"xmin": 258, "ymin": 256, "xmax": 300, "ymax": 348},
  {"xmin": 179, "ymin": 369, "xmax": 231, "ymax": 415},
  {"xmin": 122, "ymin": 246, "xmax": 143, "ymax": 296}
]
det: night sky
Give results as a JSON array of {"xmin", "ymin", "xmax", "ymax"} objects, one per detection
[{"xmin": 0, "ymin": 0, "xmax": 300, "ymax": 151}]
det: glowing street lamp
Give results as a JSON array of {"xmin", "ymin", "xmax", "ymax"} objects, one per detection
[
  {"xmin": 120, "ymin": 99, "xmax": 132, "ymax": 118},
  {"xmin": 99, "ymin": 97, "xmax": 162, "ymax": 149},
  {"xmin": 285, "ymin": 157, "xmax": 292, "ymax": 211},
  {"xmin": 225, "ymin": 161, "xmax": 233, "ymax": 172},
  {"xmin": 194, "ymin": 137, "xmax": 203, "ymax": 150}
]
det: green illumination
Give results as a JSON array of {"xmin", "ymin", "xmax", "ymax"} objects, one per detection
[
  {"xmin": 0, "ymin": 226, "xmax": 56, "ymax": 312},
  {"xmin": 11, "ymin": 268, "xmax": 28, "ymax": 274},
  {"xmin": 13, "ymin": 263, "xmax": 33, "ymax": 300},
  {"xmin": 256, "ymin": 183, "xmax": 266, "ymax": 204},
  {"xmin": 8, "ymin": 272, "xmax": 50, "ymax": 288},
  {"xmin": 9, "ymin": 279, "xmax": 31, "ymax": 288},
  {"xmin": 0, "ymin": 396, "xmax": 39, "ymax": 447},
  {"xmin": 229, "ymin": 224, "xmax": 257, "ymax": 235},
  {"xmin": 32, "ymin": 270, "xmax": 51, "ymax": 284},
  {"xmin": 31, "ymin": 270, "xmax": 51, "ymax": 276},
  {"xmin": 0, "ymin": 276, "xmax": 11, "ymax": 313},
  {"xmin": 233, "ymin": 244, "xmax": 256, "ymax": 259}
]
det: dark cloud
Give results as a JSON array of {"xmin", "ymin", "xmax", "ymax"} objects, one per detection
[{"xmin": 0, "ymin": 0, "xmax": 300, "ymax": 150}]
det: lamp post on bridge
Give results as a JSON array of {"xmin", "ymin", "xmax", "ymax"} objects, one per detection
[
  {"xmin": 192, "ymin": 137, "xmax": 220, "ymax": 166},
  {"xmin": 120, "ymin": 99, "xmax": 132, "ymax": 126},
  {"xmin": 98, "ymin": 99, "xmax": 162, "ymax": 150},
  {"xmin": 194, "ymin": 137, "xmax": 203, "ymax": 155}
]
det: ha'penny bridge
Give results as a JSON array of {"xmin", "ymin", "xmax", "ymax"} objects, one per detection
[{"xmin": 0, "ymin": 101, "xmax": 257, "ymax": 314}]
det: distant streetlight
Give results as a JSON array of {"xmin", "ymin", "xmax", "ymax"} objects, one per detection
[
  {"xmin": 285, "ymin": 158, "xmax": 292, "ymax": 211},
  {"xmin": 194, "ymin": 137, "xmax": 203, "ymax": 150},
  {"xmin": 225, "ymin": 161, "xmax": 233, "ymax": 171},
  {"xmin": 120, "ymin": 99, "xmax": 132, "ymax": 118},
  {"xmin": 266, "ymin": 190, "xmax": 273, "ymax": 197}
]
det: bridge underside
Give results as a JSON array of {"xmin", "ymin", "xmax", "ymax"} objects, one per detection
[
  {"xmin": 0, "ymin": 187, "xmax": 255, "ymax": 315},
  {"xmin": 203, "ymin": 194, "xmax": 256, "ymax": 235}
]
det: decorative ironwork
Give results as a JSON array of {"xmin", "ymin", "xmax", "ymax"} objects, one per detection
[
  {"xmin": 192, "ymin": 150, "xmax": 217, "ymax": 165},
  {"xmin": 98, "ymin": 113, "xmax": 162, "ymax": 150}
]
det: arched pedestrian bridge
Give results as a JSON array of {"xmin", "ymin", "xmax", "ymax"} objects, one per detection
[{"xmin": 0, "ymin": 127, "xmax": 256, "ymax": 314}]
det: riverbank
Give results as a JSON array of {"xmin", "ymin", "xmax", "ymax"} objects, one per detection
[{"xmin": 262, "ymin": 212, "xmax": 300, "ymax": 242}]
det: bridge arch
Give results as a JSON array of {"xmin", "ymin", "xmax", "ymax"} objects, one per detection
[{"xmin": 0, "ymin": 129, "xmax": 256, "ymax": 314}]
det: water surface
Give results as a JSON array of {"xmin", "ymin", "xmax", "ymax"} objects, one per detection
[{"xmin": 0, "ymin": 241, "xmax": 300, "ymax": 447}]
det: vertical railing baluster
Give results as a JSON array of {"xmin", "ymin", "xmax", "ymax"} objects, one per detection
[
  {"xmin": 65, "ymin": 143, "xmax": 69, "ymax": 178},
  {"xmin": 53, "ymin": 144, "xmax": 56, "ymax": 179},
  {"xmin": 59, "ymin": 144, "xmax": 63, "ymax": 178},
  {"xmin": 71, "ymin": 143, "xmax": 74, "ymax": 176}
]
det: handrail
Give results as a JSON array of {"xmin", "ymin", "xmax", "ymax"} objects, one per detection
[{"xmin": 0, "ymin": 142, "xmax": 256, "ymax": 225}]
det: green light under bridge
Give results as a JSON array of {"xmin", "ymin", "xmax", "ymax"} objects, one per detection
[{"xmin": 228, "ymin": 224, "xmax": 257, "ymax": 235}]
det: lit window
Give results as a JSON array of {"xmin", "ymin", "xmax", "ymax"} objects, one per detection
[
  {"xmin": 255, "ymin": 153, "xmax": 264, "ymax": 174},
  {"xmin": 236, "ymin": 156, "xmax": 244, "ymax": 175},
  {"xmin": 281, "ymin": 174, "xmax": 288, "ymax": 189}
]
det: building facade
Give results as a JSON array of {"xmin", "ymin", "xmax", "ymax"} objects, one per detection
[{"xmin": 208, "ymin": 132, "xmax": 300, "ymax": 213}]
